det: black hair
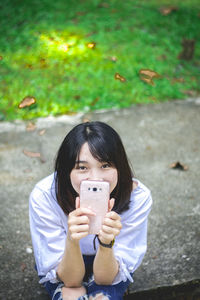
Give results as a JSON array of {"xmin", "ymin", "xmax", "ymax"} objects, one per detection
[{"xmin": 54, "ymin": 121, "xmax": 133, "ymax": 215}]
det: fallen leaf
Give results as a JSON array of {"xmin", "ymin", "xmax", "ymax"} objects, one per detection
[
  {"xmin": 21, "ymin": 262, "xmax": 27, "ymax": 272},
  {"xmin": 108, "ymin": 56, "xmax": 117, "ymax": 62},
  {"xmin": 25, "ymin": 63, "xmax": 33, "ymax": 69},
  {"xmin": 87, "ymin": 42, "xmax": 96, "ymax": 49},
  {"xmin": 23, "ymin": 149, "xmax": 46, "ymax": 163},
  {"xmin": 98, "ymin": 2, "xmax": 109, "ymax": 8},
  {"xmin": 170, "ymin": 161, "xmax": 188, "ymax": 171},
  {"xmin": 18, "ymin": 96, "xmax": 36, "ymax": 109},
  {"xmin": 159, "ymin": 6, "xmax": 178, "ymax": 16},
  {"xmin": 178, "ymin": 39, "xmax": 196, "ymax": 61},
  {"xmin": 171, "ymin": 78, "xmax": 185, "ymax": 84},
  {"xmin": 85, "ymin": 31, "xmax": 97, "ymax": 37},
  {"xmin": 23, "ymin": 150, "xmax": 41, "ymax": 158},
  {"xmin": 38, "ymin": 129, "xmax": 46, "ymax": 136},
  {"xmin": 83, "ymin": 118, "xmax": 91, "ymax": 123},
  {"xmin": 23, "ymin": 169, "xmax": 32, "ymax": 173},
  {"xmin": 76, "ymin": 11, "xmax": 86, "ymax": 16},
  {"xmin": 91, "ymin": 97, "xmax": 99, "ymax": 106},
  {"xmin": 74, "ymin": 95, "xmax": 81, "ymax": 100},
  {"xmin": 40, "ymin": 58, "xmax": 48, "ymax": 68},
  {"xmin": 0, "ymin": 55, "xmax": 3, "ymax": 60},
  {"xmin": 26, "ymin": 122, "xmax": 36, "ymax": 131},
  {"xmin": 115, "ymin": 72, "xmax": 126, "ymax": 82},
  {"xmin": 146, "ymin": 145, "xmax": 152, "ymax": 150},
  {"xmin": 183, "ymin": 90, "xmax": 196, "ymax": 97},
  {"xmin": 157, "ymin": 54, "xmax": 167, "ymax": 61},
  {"xmin": 139, "ymin": 69, "xmax": 161, "ymax": 85}
]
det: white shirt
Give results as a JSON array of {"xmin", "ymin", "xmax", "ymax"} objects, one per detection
[{"xmin": 29, "ymin": 173, "xmax": 152, "ymax": 285}]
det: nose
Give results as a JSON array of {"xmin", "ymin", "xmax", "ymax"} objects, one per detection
[{"xmin": 88, "ymin": 169, "xmax": 103, "ymax": 181}]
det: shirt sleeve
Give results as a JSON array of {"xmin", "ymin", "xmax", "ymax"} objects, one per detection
[
  {"xmin": 29, "ymin": 186, "xmax": 67, "ymax": 284},
  {"xmin": 112, "ymin": 187, "xmax": 152, "ymax": 285}
]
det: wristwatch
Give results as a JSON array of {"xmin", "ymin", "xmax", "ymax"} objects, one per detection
[{"xmin": 97, "ymin": 236, "xmax": 115, "ymax": 248}]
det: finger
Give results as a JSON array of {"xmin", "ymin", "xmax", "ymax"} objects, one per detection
[
  {"xmin": 101, "ymin": 224, "xmax": 120, "ymax": 236},
  {"xmin": 105, "ymin": 211, "xmax": 120, "ymax": 220},
  {"xmin": 68, "ymin": 215, "xmax": 90, "ymax": 226},
  {"xmin": 108, "ymin": 198, "xmax": 115, "ymax": 212},
  {"xmin": 70, "ymin": 224, "xmax": 89, "ymax": 233},
  {"xmin": 71, "ymin": 207, "xmax": 96, "ymax": 217},
  {"xmin": 75, "ymin": 197, "xmax": 80, "ymax": 209},
  {"xmin": 70, "ymin": 231, "xmax": 89, "ymax": 241},
  {"xmin": 103, "ymin": 217, "xmax": 122, "ymax": 230},
  {"xmin": 98, "ymin": 230, "xmax": 115, "ymax": 244}
]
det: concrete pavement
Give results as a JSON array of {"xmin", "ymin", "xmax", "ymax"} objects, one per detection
[{"xmin": 0, "ymin": 98, "xmax": 200, "ymax": 299}]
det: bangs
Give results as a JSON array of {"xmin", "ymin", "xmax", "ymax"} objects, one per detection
[{"xmin": 87, "ymin": 136, "xmax": 116, "ymax": 166}]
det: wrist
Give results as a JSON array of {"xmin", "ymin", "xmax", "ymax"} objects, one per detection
[
  {"xmin": 67, "ymin": 233, "xmax": 80, "ymax": 246},
  {"xmin": 97, "ymin": 236, "xmax": 115, "ymax": 249}
]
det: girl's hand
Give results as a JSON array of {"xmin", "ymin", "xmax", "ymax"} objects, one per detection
[
  {"xmin": 67, "ymin": 197, "xmax": 96, "ymax": 241},
  {"xmin": 98, "ymin": 198, "xmax": 122, "ymax": 245}
]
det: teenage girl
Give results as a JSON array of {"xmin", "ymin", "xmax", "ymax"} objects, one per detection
[{"xmin": 29, "ymin": 121, "xmax": 152, "ymax": 300}]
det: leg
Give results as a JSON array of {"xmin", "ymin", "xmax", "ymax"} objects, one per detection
[
  {"xmin": 89, "ymin": 293, "xmax": 109, "ymax": 300},
  {"xmin": 87, "ymin": 278, "xmax": 131, "ymax": 300},
  {"xmin": 61, "ymin": 286, "xmax": 87, "ymax": 300}
]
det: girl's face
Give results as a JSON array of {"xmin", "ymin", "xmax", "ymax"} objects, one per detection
[{"xmin": 70, "ymin": 142, "xmax": 118, "ymax": 194}]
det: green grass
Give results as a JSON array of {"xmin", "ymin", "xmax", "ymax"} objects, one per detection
[{"xmin": 0, "ymin": 0, "xmax": 200, "ymax": 120}]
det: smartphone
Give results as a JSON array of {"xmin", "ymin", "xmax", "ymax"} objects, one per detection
[{"xmin": 80, "ymin": 180, "xmax": 110, "ymax": 235}]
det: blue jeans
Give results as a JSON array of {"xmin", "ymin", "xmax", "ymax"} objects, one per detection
[{"xmin": 39, "ymin": 255, "xmax": 132, "ymax": 300}]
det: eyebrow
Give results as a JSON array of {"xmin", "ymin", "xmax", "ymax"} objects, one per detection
[{"xmin": 75, "ymin": 160, "xmax": 88, "ymax": 164}]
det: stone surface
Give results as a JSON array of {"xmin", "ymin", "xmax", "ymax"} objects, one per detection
[{"xmin": 0, "ymin": 99, "xmax": 200, "ymax": 299}]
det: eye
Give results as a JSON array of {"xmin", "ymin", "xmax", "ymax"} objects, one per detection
[
  {"xmin": 101, "ymin": 163, "xmax": 110, "ymax": 169},
  {"xmin": 76, "ymin": 165, "xmax": 87, "ymax": 170}
]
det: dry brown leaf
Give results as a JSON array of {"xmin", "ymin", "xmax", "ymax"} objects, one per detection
[
  {"xmin": 83, "ymin": 118, "xmax": 91, "ymax": 123},
  {"xmin": 85, "ymin": 31, "xmax": 97, "ymax": 37},
  {"xmin": 170, "ymin": 161, "xmax": 188, "ymax": 171},
  {"xmin": 98, "ymin": 2, "xmax": 109, "ymax": 8},
  {"xmin": 172, "ymin": 78, "xmax": 185, "ymax": 83},
  {"xmin": 23, "ymin": 150, "xmax": 41, "ymax": 158},
  {"xmin": 18, "ymin": 96, "xmax": 36, "ymax": 109},
  {"xmin": 157, "ymin": 54, "xmax": 167, "ymax": 61},
  {"xmin": 38, "ymin": 129, "xmax": 46, "ymax": 136},
  {"xmin": 21, "ymin": 262, "xmax": 27, "ymax": 272},
  {"xmin": 183, "ymin": 90, "xmax": 196, "ymax": 97},
  {"xmin": 160, "ymin": 6, "xmax": 178, "ymax": 16},
  {"xmin": 76, "ymin": 11, "xmax": 86, "ymax": 16},
  {"xmin": 108, "ymin": 56, "xmax": 117, "ymax": 62},
  {"xmin": 115, "ymin": 72, "xmax": 126, "ymax": 82},
  {"xmin": 74, "ymin": 95, "xmax": 81, "ymax": 100},
  {"xmin": 91, "ymin": 97, "xmax": 99, "ymax": 106},
  {"xmin": 26, "ymin": 122, "xmax": 36, "ymax": 131},
  {"xmin": 0, "ymin": 56, "xmax": 3, "ymax": 60},
  {"xmin": 139, "ymin": 69, "xmax": 161, "ymax": 85},
  {"xmin": 25, "ymin": 63, "xmax": 33, "ymax": 69}
]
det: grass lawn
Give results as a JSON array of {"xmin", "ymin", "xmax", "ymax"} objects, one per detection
[{"xmin": 0, "ymin": 0, "xmax": 200, "ymax": 121}]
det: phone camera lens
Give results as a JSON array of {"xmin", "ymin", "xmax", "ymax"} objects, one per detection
[{"xmin": 93, "ymin": 187, "xmax": 97, "ymax": 192}]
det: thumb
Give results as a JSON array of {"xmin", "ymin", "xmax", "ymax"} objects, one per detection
[
  {"xmin": 75, "ymin": 197, "xmax": 80, "ymax": 209},
  {"xmin": 108, "ymin": 198, "xmax": 115, "ymax": 212}
]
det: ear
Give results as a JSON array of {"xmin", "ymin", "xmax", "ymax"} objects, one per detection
[
  {"xmin": 75, "ymin": 197, "xmax": 80, "ymax": 209},
  {"xmin": 108, "ymin": 198, "xmax": 115, "ymax": 212}
]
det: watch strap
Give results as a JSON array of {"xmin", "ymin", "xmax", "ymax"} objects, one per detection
[{"xmin": 97, "ymin": 236, "xmax": 115, "ymax": 248}]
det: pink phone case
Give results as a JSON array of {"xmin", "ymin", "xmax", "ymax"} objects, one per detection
[{"xmin": 80, "ymin": 180, "xmax": 110, "ymax": 234}]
